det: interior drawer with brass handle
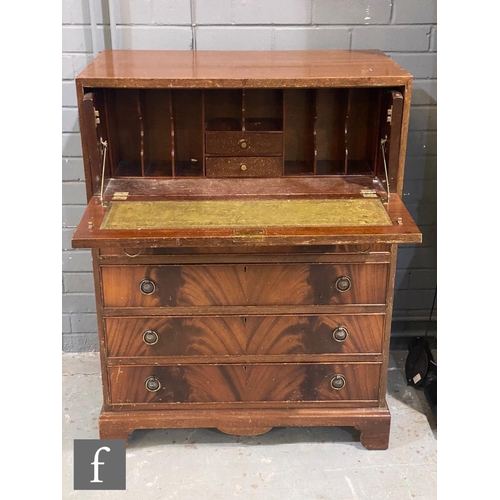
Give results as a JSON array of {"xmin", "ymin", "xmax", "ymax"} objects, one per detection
[
  {"xmin": 205, "ymin": 131, "xmax": 283, "ymax": 156},
  {"xmin": 206, "ymin": 156, "xmax": 283, "ymax": 178}
]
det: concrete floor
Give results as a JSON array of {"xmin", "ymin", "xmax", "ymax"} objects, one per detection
[{"xmin": 62, "ymin": 351, "xmax": 437, "ymax": 499}]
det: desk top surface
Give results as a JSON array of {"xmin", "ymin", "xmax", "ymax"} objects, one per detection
[{"xmin": 76, "ymin": 50, "xmax": 412, "ymax": 88}]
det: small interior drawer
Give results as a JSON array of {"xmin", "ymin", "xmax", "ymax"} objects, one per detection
[
  {"xmin": 205, "ymin": 131, "xmax": 283, "ymax": 156},
  {"xmin": 206, "ymin": 157, "xmax": 283, "ymax": 177},
  {"xmin": 108, "ymin": 363, "xmax": 381, "ymax": 404}
]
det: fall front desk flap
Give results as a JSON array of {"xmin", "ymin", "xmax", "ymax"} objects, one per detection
[{"xmin": 72, "ymin": 195, "xmax": 421, "ymax": 247}]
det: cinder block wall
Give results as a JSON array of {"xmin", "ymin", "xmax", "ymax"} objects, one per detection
[{"xmin": 62, "ymin": 0, "xmax": 437, "ymax": 352}]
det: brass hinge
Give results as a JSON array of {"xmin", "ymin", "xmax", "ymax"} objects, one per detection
[
  {"xmin": 387, "ymin": 105, "xmax": 393, "ymax": 123},
  {"xmin": 233, "ymin": 228, "xmax": 265, "ymax": 237},
  {"xmin": 112, "ymin": 192, "xmax": 129, "ymax": 201},
  {"xmin": 94, "ymin": 108, "xmax": 100, "ymax": 127},
  {"xmin": 360, "ymin": 189, "xmax": 378, "ymax": 198}
]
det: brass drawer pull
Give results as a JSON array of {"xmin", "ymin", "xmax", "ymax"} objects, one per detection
[
  {"xmin": 335, "ymin": 276, "xmax": 352, "ymax": 292},
  {"xmin": 240, "ymin": 164, "xmax": 247, "ymax": 171},
  {"xmin": 123, "ymin": 248, "xmax": 142, "ymax": 257},
  {"xmin": 332, "ymin": 326, "xmax": 349, "ymax": 342},
  {"xmin": 330, "ymin": 375, "xmax": 346, "ymax": 390},
  {"xmin": 142, "ymin": 329, "xmax": 159, "ymax": 345},
  {"xmin": 238, "ymin": 139, "xmax": 248, "ymax": 149},
  {"xmin": 139, "ymin": 278, "xmax": 156, "ymax": 295},
  {"xmin": 145, "ymin": 376, "xmax": 161, "ymax": 392},
  {"xmin": 354, "ymin": 244, "xmax": 372, "ymax": 254}
]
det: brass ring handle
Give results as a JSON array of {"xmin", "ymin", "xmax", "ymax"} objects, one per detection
[
  {"xmin": 332, "ymin": 326, "xmax": 349, "ymax": 342},
  {"xmin": 238, "ymin": 139, "xmax": 248, "ymax": 149},
  {"xmin": 123, "ymin": 248, "xmax": 142, "ymax": 258},
  {"xmin": 330, "ymin": 374, "xmax": 346, "ymax": 390},
  {"xmin": 335, "ymin": 276, "xmax": 352, "ymax": 292},
  {"xmin": 144, "ymin": 376, "xmax": 161, "ymax": 392},
  {"xmin": 139, "ymin": 278, "xmax": 156, "ymax": 295},
  {"xmin": 354, "ymin": 244, "xmax": 372, "ymax": 254},
  {"xmin": 142, "ymin": 329, "xmax": 159, "ymax": 345}
]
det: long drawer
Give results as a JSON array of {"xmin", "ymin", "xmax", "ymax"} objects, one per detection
[
  {"xmin": 108, "ymin": 363, "xmax": 381, "ymax": 404},
  {"xmin": 105, "ymin": 314, "xmax": 385, "ymax": 358},
  {"xmin": 99, "ymin": 244, "xmax": 391, "ymax": 257},
  {"xmin": 101, "ymin": 263, "xmax": 388, "ymax": 307}
]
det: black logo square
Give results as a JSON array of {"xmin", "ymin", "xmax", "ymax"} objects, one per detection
[{"xmin": 74, "ymin": 439, "xmax": 126, "ymax": 490}]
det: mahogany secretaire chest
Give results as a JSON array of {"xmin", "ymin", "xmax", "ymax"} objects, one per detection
[{"xmin": 72, "ymin": 50, "xmax": 421, "ymax": 450}]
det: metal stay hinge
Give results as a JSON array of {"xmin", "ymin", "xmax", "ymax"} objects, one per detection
[
  {"xmin": 94, "ymin": 108, "xmax": 100, "ymax": 127},
  {"xmin": 379, "ymin": 136, "xmax": 391, "ymax": 204},
  {"xmin": 99, "ymin": 138, "xmax": 108, "ymax": 204}
]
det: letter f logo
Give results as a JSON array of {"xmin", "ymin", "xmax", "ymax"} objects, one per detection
[{"xmin": 90, "ymin": 446, "xmax": 110, "ymax": 483}]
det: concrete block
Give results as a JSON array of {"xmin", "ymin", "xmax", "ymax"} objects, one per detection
[
  {"xmin": 402, "ymin": 179, "xmax": 437, "ymax": 204},
  {"xmin": 196, "ymin": 26, "xmax": 274, "ymax": 50},
  {"xmin": 62, "ymin": 333, "xmax": 99, "ymax": 352},
  {"xmin": 430, "ymin": 26, "xmax": 437, "ymax": 51},
  {"xmin": 416, "ymin": 224, "xmax": 437, "ymax": 249},
  {"xmin": 62, "ymin": 293, "xmax": 97, "ymax": 313},
  {"xmin": 397, "ymin": 246, "xmax": 437, "ymax": 269},
  {"xmin": 62, "ymin": 26, "xmax": 92, "ymax": 53},
  {"xmin": 409, "ymin": 270, "xmax": 437, "ymax": 290},
  {"xmin": 62, "ymin": 228, "xmax": 75, "ymax": 250},
  {"xmin": 62, "ymin": 108, "xmax": 79, "ymax": 133},
  {"xmin": 62, "ymin": 0, "xmax": 90, "ymax": 24},
  {"xmin": 391, "ymin": 312, "xmax": 435, "ymax": 324},
  {"xmin": 403, "ymin": 155, "xmax": 437, "ymax": 181},
  {"xmin": 62, "ymin": 53, "xmax": 93, "ymax": 80},
  {"xmin": 62, "ymin": 182, "xmax": 87, "ymax": 205},
  {"xmin": 62, "ymin": 314, "xmax": 72, "ymax": 334},
  {"xmin": 70, "ymin": 313, "xmax": 98, "ymax": 333},
  {"xmin": 393, "ymin": 289, "xmax": 436, "ymax": 311},
  {"xmin": 406, "ymin": 131, "xmax": 437, "ymax": 156},
  {"xmin": 62, "ymin": 26, "xmax": 107, "ymax": 53},
  {"xmin": 194, "ymin": 0, "xmax": 233, "ymax": 24},
  {"xmin": 62, "ymin": 55, "xmax": 75, "ymax": 80},
  {"xmin": 62, "ymin": 0, "xmax": 109, "ymax": 24},
  {"xmin": 393, "ymin": 0, "xmax": 437, "ymax": 24},
  {"xmin": 313, "ymin": 0, "xmax": 391, "ymax": 25},
  {"xmin": 64, "ymin": 273, "xmax": 96, "ymax": 293},
  {"xmin": 62, "ymin": 205, "xmax": 86, "ymax": 228},
  {"xmin": 409, "ymin": 106, "xmax": 437, "ymax": 131},
  {"xmin": 62, "ymin": 81, "xmax": 77, "ymax": 107},
  {"xmin": 62, "ymin": 249, "xmax": 93, "ymax": 272},
  {"xmin": 62, "ymin": 158, "xmax": 85, "ymax": 182},
  {"xmin": 273, "ymin": 27, "xmax": 350, "ymax": 50},
  {"xmin": 405, "ymin": 201, "xmax": 437, "ymax": 225},
  {"xmin": 411, "ymin": 80, "xmax": 437, "ymax": 105},
  {"xmin": 389, "ymin": 53, "xmax": 437, "ymax": 79},
  {"xmin": 153, "ymin": 0, "xmax": 197, "ymax": 25},
  {"xmin": 232, "ymin": 0, "xmax": 312, "ymax": 25},
  {"xmin": 62, "ymin": 133, "xmax": 83, "ymax": 157},
  {"xmin": 194, "ymin": 0, "xmax": 312, "ymax": 25},
  {"xmin": 115, "ymin": 0, "xmax": 152, "ymax": 24},
  {"xmin": 117, "ymin": 26, "xmax": 193, "ymax": 49},
  {"xmin": 395, "ymin": 269, "xmax": 409, "ymax": 290},
  {"xmin": 352, "ymin": 26, "xmax": 431, "ymax": 52}
]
